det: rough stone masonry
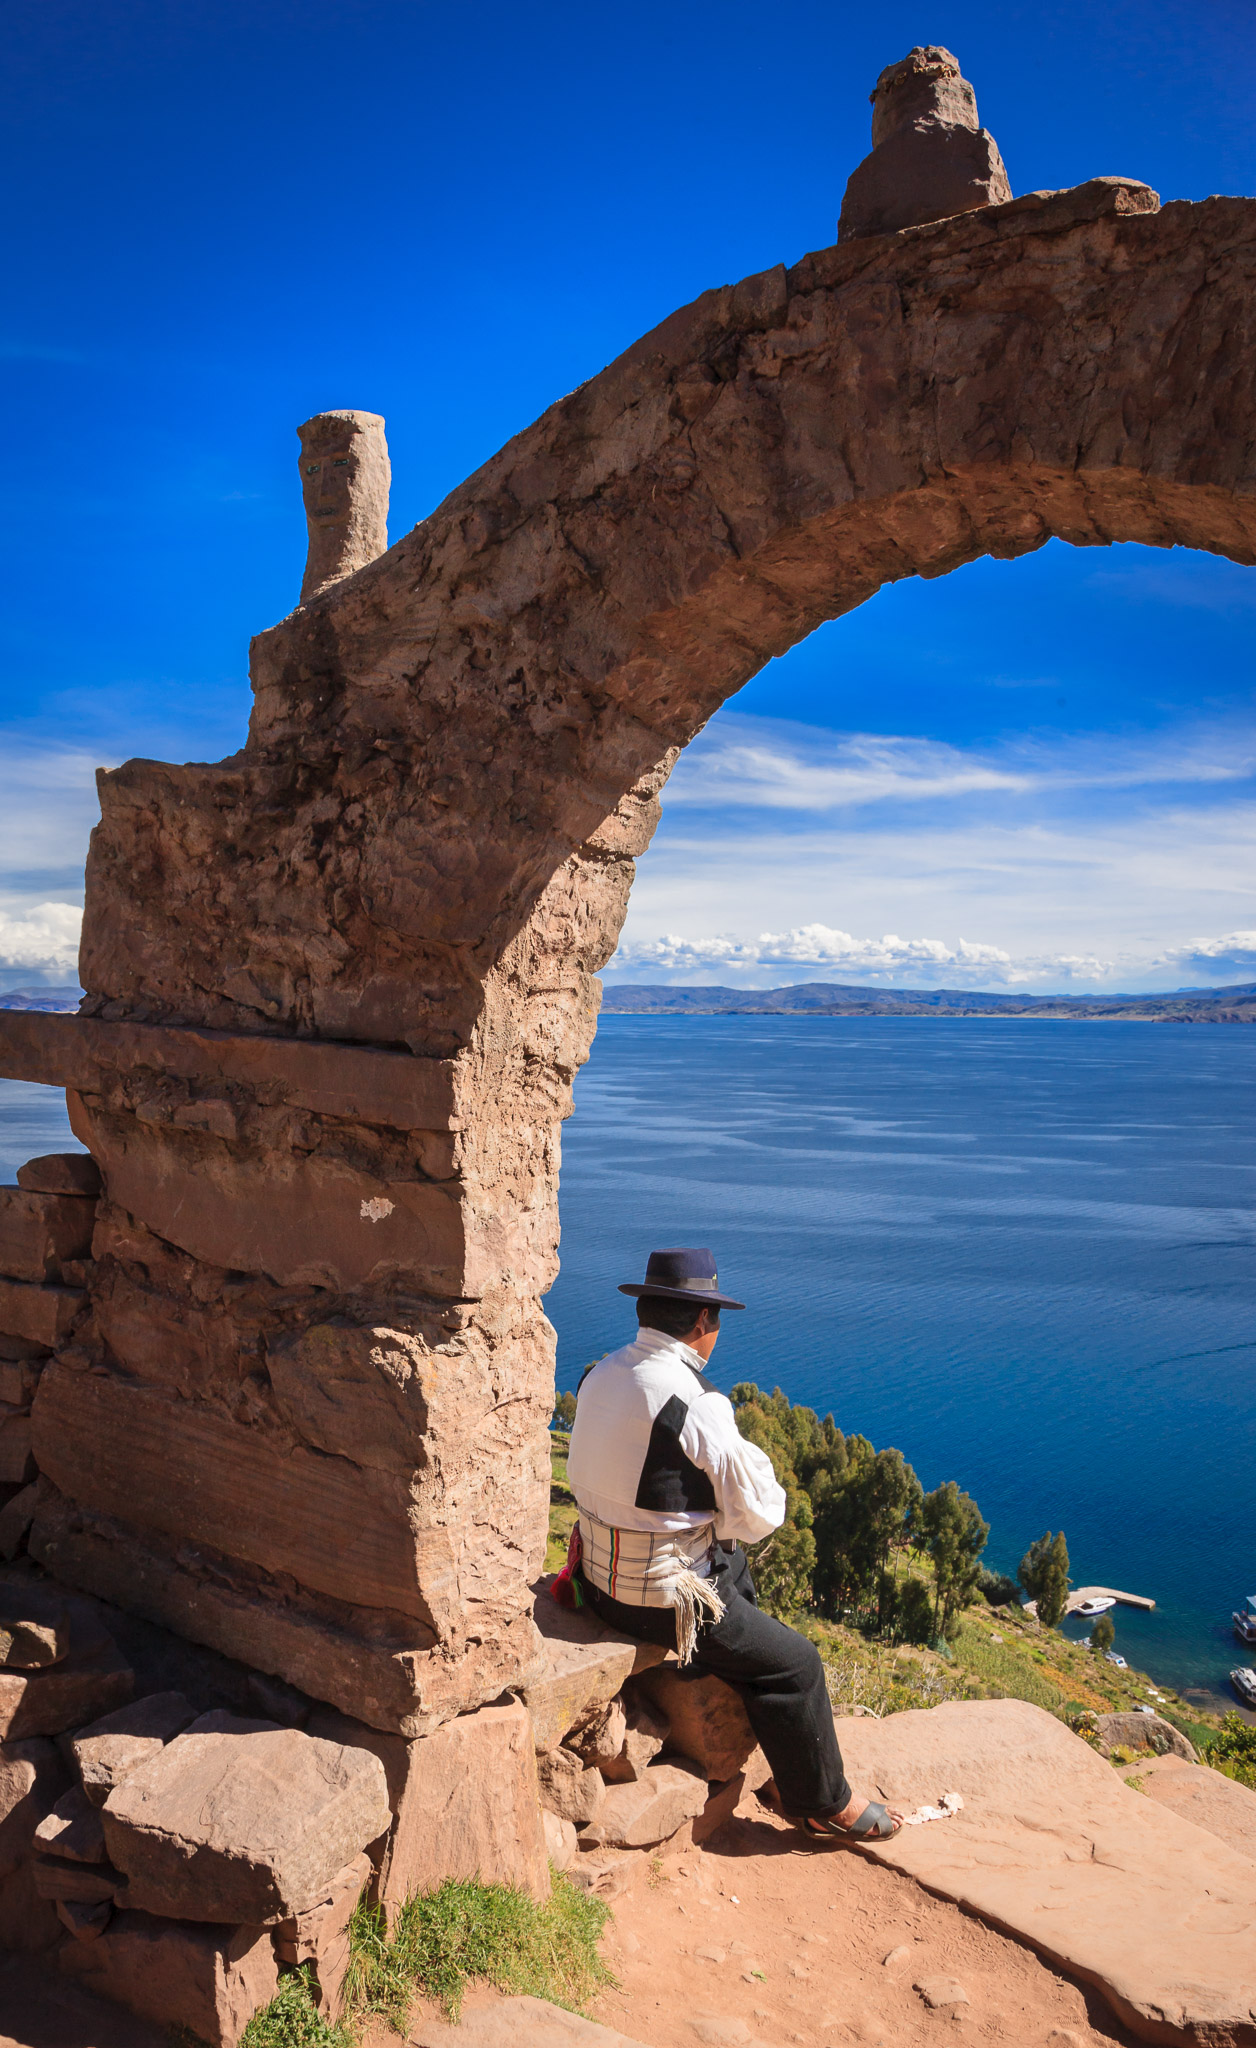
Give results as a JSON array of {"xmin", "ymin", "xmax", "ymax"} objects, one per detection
[{"xmin": 3, "ymin": 47, "xmax": 1256, "ymax": 1757}]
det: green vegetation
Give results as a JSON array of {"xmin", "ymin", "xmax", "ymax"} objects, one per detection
[
  {"xmin": 547, "ymin": 1429, "xmax": 578, "ymax": 1575},
  {"xmin": 239, "ymin": 1969, "xmax": 352, "ymax": 2048},
  {"xmin": 552, "ymin": 1390, "xmax": 577, "ymax": 1429},
  {"xmin": 1203, "ymin": 1713, "xmax": 1256, "ymax": 1790},
  {"xmin": 243, "ymin": 1874, "xmax": 614, "ymax": 2045},
  {"xmin": 343, "ymin": 1875, "xmax": 614, "ymax": 2026},
  {"xmin": 1017, "ymin": 1530, "xmax": 1071, "ymax": 1627},
  {"xmin": 1091, "ymin": 1612, "xmax": 1116, "ymax": 1656}
]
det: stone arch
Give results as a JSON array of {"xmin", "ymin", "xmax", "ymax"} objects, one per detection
[{"xmin": 9, "ymin": 173, "xmax": 1256, "ymax": 1731}]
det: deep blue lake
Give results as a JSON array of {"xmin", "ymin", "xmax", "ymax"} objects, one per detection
[
  {"xmin": 3, "ymin": 1016, "xmax": 1253, "ymax": 1705},
  {"xmin": 547, "ymin": 1016, "xmax": 1256, "ymax": 1707}
]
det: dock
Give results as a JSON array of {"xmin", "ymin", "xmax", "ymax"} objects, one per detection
[{"xmin": 1065, "ymin": 1585, "xmax": 1156, "ymax": 1614}]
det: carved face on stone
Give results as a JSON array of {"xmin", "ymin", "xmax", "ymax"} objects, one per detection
[{"xmin": 301, "ymin": 436, "xmax": 358, "ymax": 530}]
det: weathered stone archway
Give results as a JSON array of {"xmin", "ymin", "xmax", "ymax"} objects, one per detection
[{"xmin": 5, "ymin": 171, "xmax": 1256, "ymax": 1735}]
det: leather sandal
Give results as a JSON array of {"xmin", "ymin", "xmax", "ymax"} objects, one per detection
[{"xmin": 755, "ymin": 1781, "xmax": 901, "ymax": 1841}]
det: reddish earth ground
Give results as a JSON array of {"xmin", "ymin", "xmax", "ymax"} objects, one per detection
[{"xmin": 392, "ymin": 1792, "xmax": 1137, "ymax": 2048}]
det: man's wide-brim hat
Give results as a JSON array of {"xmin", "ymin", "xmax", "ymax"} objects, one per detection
[{"xmin": 619, "ymin": 1246, "xmax": 745, "ymax": 1310}]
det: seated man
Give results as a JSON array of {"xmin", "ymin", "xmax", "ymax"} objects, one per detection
[{"xmin": 566, "ymin": 1246, "xmax": 901, "ymax": 1841}]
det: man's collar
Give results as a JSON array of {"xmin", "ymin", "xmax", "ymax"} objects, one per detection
[{"xmin": 633, "ymin": 1326, "xmax": 707, "ymax": 1374}]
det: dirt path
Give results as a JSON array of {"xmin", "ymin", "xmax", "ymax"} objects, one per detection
[{"xmin": 396, "ymin": 1795, "xmax": 1137, "ymax": 2048}]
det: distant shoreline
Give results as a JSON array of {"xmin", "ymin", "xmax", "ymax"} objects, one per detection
[{"xmin": 599, "ymin": 980, "xmax": 1256, "ymax": 1023}]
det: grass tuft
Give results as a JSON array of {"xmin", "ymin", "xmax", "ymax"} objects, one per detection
[
  {"xmin": 238, "ymin": 1968, "xmax": 353, "ymax": 2048},
  {"xmin": 343, "ymin": 1873, "xmax": 615, "ymax": 2027}
]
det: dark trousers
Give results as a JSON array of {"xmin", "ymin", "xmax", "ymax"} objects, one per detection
[{"xmin": 579, "ymin": 1544, "xmax": 851, "ymax": 1819}]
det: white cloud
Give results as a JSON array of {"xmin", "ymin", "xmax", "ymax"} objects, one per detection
[
  {"xmin": 0, "ymin": 898, "xmax": 82, "ymax": 981},
  {"xmin": 665, "ymin": 715, "xmax": 1256, "ymax": 816},
  {"xmin": 1156, "ymin": 930, "xmax": 1256, "ymax": 979},
  {"xmin": 613, "ymin": 924, "xmax": 1117, "ymax": 988}
]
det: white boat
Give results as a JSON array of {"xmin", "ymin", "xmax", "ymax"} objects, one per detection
[
  {"xmin": 1233, "ymin": 1595, "xmax": 1256, "ymax": 1645},
  {"xmin": 1077, "ymin": 1597, "xmax": 1116, "ymax": 1617},
  {"xmin": 1104, "ymin": 1651, "xmax": 1128, "ymax": 1669},
  {"xmin": 1230, "ymin": 1666, "xmax": 1256, "ymax": 1708}
]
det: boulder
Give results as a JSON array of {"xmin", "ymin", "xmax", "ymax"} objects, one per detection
[
  {"xmin": 0, "ymin": 1601, "xmax": 132, "ymax": 1740},
  {"xmin": 0, "ymin": 1593, "xmax": 67, "ymax": 1669},
  {"xmin": 35, "ymin": 1782, "xmax": 106, "ymax": 1863},
  {"xmin": 16, "ymin": 1152, "xmax": 103, "ymax": 1198},
  {"xmin": 835, "ymin": 1698, "xmax": 1256, "ymax": 2048},
  {"xmin": 272, "ymin": 1851, "xmax": 371, "ymax": 2021},
  {"xmin": 523, "ymin": 1585, "xmax": 665, "ymax": 1752},
  {"xmin": 1093, "ymin": 1712, "xmax": 1198, "ymax": 1762},
  {"xmin": 346, "ymin": 1698, "xmax": 549, "ymax": 1912},
  {"xmin": 632, "ymin": 1666, "xmax": 757, "ymax": 1780},
  {"xmin": 0, "ymin": 1278, "xmax": 85, "ymax": 1349},
  {"xmin": 541, "ymin": 1808, "xmax": 578, "ymax": 1873},
  {"xmin": 563, "ymin": 1697, "xmax": 627, "ymax": 1769},
  {"xmin": 31, "ymin": 1855, "xmax": 121, "ymax": 1902},
  {"xmin": 536, "ymin": 1745, "xmax": 606, "ymax": 1828},
  {"xmin": 58, "ymin": 1908, "xmax": 279, "ymax": 2047},
  {"xmin": 102, "ymin": 1721, "xmax": 391, "ymax": 1924},
  {"xmin": 1124, "ymin": 1754, "xmax": 1256, "ymax": 1861},
  {"xmin": 579, "ymin": 1758, "xmax": 707, "ymax": 1849},
  {"xmin": 71, "ymin": 1689, "xmax": 195, "ymax": 1805},
  {"xmin": 599, "ymin": 1691, "xmax": 668, "ymax": 1784},
  {"xmin": 0, "ymin": 1189, "xmax": 96, "ymax": 1285},
  {"xmin": 0, "ymin": 1738, "xmax": 70, "ymax": 1878}
]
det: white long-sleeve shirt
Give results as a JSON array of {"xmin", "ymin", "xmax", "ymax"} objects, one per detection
[{"xmin": 566, "ymin": 1327, "xmax": 786, "ymax": 1549}]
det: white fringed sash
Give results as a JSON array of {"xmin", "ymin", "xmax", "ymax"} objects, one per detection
[{"xmin": 578, "ymin": 1511, "xmax": 727, "ymax": 1664}]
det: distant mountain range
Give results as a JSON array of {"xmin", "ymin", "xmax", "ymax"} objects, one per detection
[
  {"xmin": 0, "ymin": 987, "xmax": 83, "ymax": 1013},
  {"xmin": 5, "ymin": 981, "xmax": 1255, "ymax": 1024},
  {"xmin": 600, "ymin": 981, "xmax": 1256, "ymax": 1021}
]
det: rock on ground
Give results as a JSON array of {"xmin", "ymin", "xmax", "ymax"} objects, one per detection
[
  {"xmin": 372, "ymin": 1698, "xmax": 549, "ymax": 1912},
  {"xmin": 580, "ymin": 1759, "xmax": 708, "ymax": 1849},
  {"xmin": 71, "ymin": 1688, "xmax": 194, "ymax": 1805},
  {"xmin": 1123, "ymin": 1753, "xmax": 1256, "ymax": 1862},
  {"xmin": 537, "ymin": 1743, "xmax": 606, "ymax": 1827},
  {"xmin": 58, "ymin": 1908, "xmax": 279, "ymax": 2048},
  {"xmin": 837, "ymin": 1697, "xmax": 1256, "ymax": 2047},
  {"xmin": 633, "ymin": 1667, "xmax": 757, "ymax": 1781},
  {"xmin": 102, "ymin": 1720, "xmax": 390, "ymax": 1923},
  {"xmin": 1093, "ymin": 1711, "xmax": 1197, "ymax": 1761}
]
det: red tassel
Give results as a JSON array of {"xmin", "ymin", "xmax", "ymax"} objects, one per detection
[{"xmin": 550, "ymin": 1521, "xmax": 584, "ymax": 1608}]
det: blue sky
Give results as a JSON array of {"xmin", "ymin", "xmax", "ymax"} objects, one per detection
[{"xmin": 4, "ymin": 0, "xmax": 1256, "ymax": 992}]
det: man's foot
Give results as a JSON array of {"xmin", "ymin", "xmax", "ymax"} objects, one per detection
[{"xmin": 756, "ymin": 1779, "xmax": 904, "ymax": 1840}]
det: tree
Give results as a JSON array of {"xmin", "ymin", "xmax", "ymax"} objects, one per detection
[
  {"xmin": 1018, "ymin": 1531, "xmax": 1070, "ymax": 1628},
  {"xmin": 730, "ymin": 1385, "xmax": 817, "ymax": 1615},
  {"xmin": 897, "ymin": 1575, "xmax": 936, "ymax": 1645},
  {"xmin": 1090, "ymin": 1613, "xmax": 1116, "ymax": 1655},
  {"xmin": 551, "ymin": 1390, "xmax": 577, "ymax": 1430},
  {"xmin": 812, "ymin": 1440, "xmax": 922, "ymax": 1627},
  {"xmin": 919, "ymin": 1481, "xmax": 990, "ymax": 1639}
]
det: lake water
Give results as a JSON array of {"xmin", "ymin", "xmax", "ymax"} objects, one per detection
[
  {"xmin": 3, "ymin": 1018, "xmax": 1253, "ymax": 1703},
  {"xmin": 548, "ymin": 1016, "xmax": 1256, "ymax": 1706}
]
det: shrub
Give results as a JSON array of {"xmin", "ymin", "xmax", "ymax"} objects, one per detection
[
  {"xmin": 1090, "ymin": 1614, "xmax": 1116, "ymax": 1656},
  {"xmin": 240, "ymin": 1969, "xmax": 352, "ymax": 2048},
  {"xmin": 976, "ymin": 1567, "xmax": 1020, "ymax": 1607},
  {"xmin": 1203, "ymin": 1712, "xmax": 1256, "ymax": 1790},
  {"xmin": 343, "ymin": 1875, "xmax": 615, "ymax": 2026}
]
